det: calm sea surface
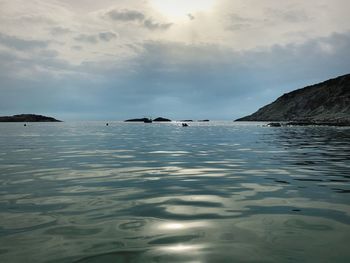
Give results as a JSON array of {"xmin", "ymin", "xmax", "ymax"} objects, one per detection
[{"xmin": 0, "ymin": 121, "xmax": 350, "ymax": 263}]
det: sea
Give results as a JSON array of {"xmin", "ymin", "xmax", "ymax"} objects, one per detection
[{"xmin": 0, "ymin": 121, "xmax": 349, "ymax": 263}]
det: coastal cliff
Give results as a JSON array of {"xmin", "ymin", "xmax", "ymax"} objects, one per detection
[{"xmin": 236, "ymin": 74, "xmax": 350, "ymax": 123}]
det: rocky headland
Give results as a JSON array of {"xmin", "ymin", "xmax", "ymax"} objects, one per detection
[{"xmin": 236, "ymin": 74, "xmax": 350, "ymax": 125}]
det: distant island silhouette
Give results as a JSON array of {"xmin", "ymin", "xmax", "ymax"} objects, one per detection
[
  {"xmin": 0, "ymin": 114, "xmax": 61, "ymax": 122},
  {"xmin": 124, "ymin": 118, "xmax": 210, "ymax": 123},
  {"xmin": 236, "ymin": 74, "xmax": 350, "ymax": 125},
  {"xmin": 153, "ymin": 117, "xmax": 171, "ymax": 122},
  {"xmin": 124, "ymin": 118, "xmax": 152, "ymax": 122},
  {"xmin": 125, "ymin": 117, "xmax": 171, "ymax": 122}
]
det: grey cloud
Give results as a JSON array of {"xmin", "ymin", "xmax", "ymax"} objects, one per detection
[
  {"xmin": 99, "ymin": 32, "xmax": 117, "ymax": 41},
  {"xmin": 143, "ymin": 19, "xmax": 172, "ymax": 31},
  {"xmin": 74, "ymin": 31, "xmax": 117, "ymax": 44},
  {"xmin": 71, "ymin": 45, "xmax": 83, "ymax": 51},
  {"xmin": 0, "ymin": 33, "xmax": 49, "ymax": 50},
  {"xmin": 107, "ymin": 9, "xmax": 145, "ymax": 21},
  {"xmin": 0, "ymin": 48, "xmax": 73, "ymax": 74},
  {"xmin": 101, "ymin": 32, "xmax": 350, "ymax": 119},
  {"xmin": 18, "ymin": 15, "xmax": 55, "ymax": 25},
  {"xmin": 226, "ymin": 8, "xmax": 310, "ymax": 32},
  {"xmin": 38, "ymin": 49, "xmax": 59, "ymax": 58},
  {"xmin": 265, "ymin": 8, "xmax": 310, "ymax": 23},
  {"xmin": 187, "ymin": 14, "xmax": 195, "ymax": 20},
  {"xmin": 106, "ymin": 9, "xmax": 172, "ymax": 31},
  {"xmin": 50, "ymin": 26, "xmax": 72, "ymax": 35},
  {"xmin": 74, "ymin": 34, "xmax": 98, "ymax": 44},
  {"xmin": 226, "ymin": 14, "xmax": 257, "ymax": 31},
  {"xmin": 229, "ymin": 14, "xmax": 254, "ymax": 23},
  {"xmin": 1, "ymin": 32, "xmax": 349, "ymax": 120},
  {"xmin": 227, "ymin": 23, "xmax": 252, "ymax": 31}
]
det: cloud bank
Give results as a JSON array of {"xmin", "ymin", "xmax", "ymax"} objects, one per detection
[{"xmin": 0, "ymin": 0, "xmax": 349, "ymax": 120}]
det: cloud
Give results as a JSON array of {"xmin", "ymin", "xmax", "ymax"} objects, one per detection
[
  {"xmin": 17, "ymin": 14, "xmax": 56, "ymax": 25},
  {"xmin": 0, "ymin": 0, "xmax": 349, "ymax": 120},
  {"xmin": 107, "ymin": 9, "xmax": 145, "ymax": 21},
  {"xmin": 226, "ymin": 14, "xmax": 256, "ymax": 31},
  {"xmin": 63, "ymin": 32, "xmax": 350, "ymax": 119},
  {"xmin": 226, "ymin": 7, "xmax": 309, "ymax": 32},
  {"xmin": 74, "ymin": 34, "xmax": 98, "ymax": 44},
  {"xmin": 74, "ymin": 31, "xmax": 117, "ymax": 44},
  {"xmin": 265, "ymin": 8, "xmax": 310, "ymax": 23},
  {"xmin": 187, "ymin": 14, "xmax": 195, "ymax": 20},
  {"xmin": 71, "ymin": 45, "xmax": 83, "ymax": 51},
  {"xmin": 99, "ymin": 31, "xmax": 117, "ymax": 41},
  {"xmin": 0, "ymin": 33, "xmax": 49, "ymax": 50},
  {"xmin": 105, "ymin": 8, "xmax": 172, "ymax": 31},
  {"xmin": 50, "ymin": 26, "xmax": 72, "ymax": 35},
  {"xmin": 106, "ymin": 32, "xmax": 350, "ymax": 118},
  {"xmin": 229, "ymin": 14, "xmax": 255, "ymax": 23},
  {"xmin": 143, "ymin": 19, "xmax": 172, "ymax": 31},
  {"xmin": 1, "ymin": 30, "xmax": 350, "ymax": 119},
  {"xmin": 38, "ymin": 49, "xmax": 59, "ymax": 58}
]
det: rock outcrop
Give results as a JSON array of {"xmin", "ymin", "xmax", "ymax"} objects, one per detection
[
  {"xmin": 153, "ymin": 117, "xmax": 171, "ymax": 122},
  {"xmin": 125, "ymin": 117, "xmax": 172, "ymax": 122},
  {"xmin": 0, "ymin": 114, "xmax": 61, "ymax": 122},
  {"xmin": 125, "ymin": 118, "xmax": 151, "ymax": 122},
  {"xmin": 236, "ymin": 74, "xmax": 350, "ymax": 123}
]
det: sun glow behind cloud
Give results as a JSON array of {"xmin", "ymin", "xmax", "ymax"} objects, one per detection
[{"xmin": 151, "ymin": 0, "xmax": 215, "ymax": 19}]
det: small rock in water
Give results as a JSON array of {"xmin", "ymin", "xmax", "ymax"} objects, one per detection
[{"xmin": 267, "ymin": 122, "xmax": 282, "ymax": 127}]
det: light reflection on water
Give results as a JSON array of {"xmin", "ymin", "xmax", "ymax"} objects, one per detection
[{"xmin": 0, "ymin": 121, "xmax": 350, "ymax": 262}]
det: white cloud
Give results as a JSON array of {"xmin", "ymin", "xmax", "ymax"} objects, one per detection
[{"xmin": 1, "ymin": 0, "xmax": 349, "ymax": 64}]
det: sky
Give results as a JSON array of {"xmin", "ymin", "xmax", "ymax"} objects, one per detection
[{"xmin": 0, "ymin": 0, "xmax": 349, "ymax": 120}]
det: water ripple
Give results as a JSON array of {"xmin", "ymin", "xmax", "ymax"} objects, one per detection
[{"xmin": 0, "ymin": 122, "xmax": 350, "ymax": 262}]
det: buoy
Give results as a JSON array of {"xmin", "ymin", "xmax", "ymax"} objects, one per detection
[
  {"xmin": 24, "ymin": 124, "xmax": 27, "ymax": 126},
  {"xmin": 106, "ymin": 123, "xmax": 109, "ymax": 126}
]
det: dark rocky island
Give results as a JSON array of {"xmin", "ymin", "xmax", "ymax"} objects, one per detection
[
  {"xmin": 236, "ymin": 74, "xmax": 350, "ymax": 125},
  {"xmin": 0, "ymin": 114, "xmax": 61, "ymax": 122},
  {"xmin": 125, "ymin": 118, "xmax": 152, "ymax": 122},
  {"xmin": 125, "ymin": 117, "xmax": 171, "ymax": 122},
  {"xmin": 153, "ymin": 117, "xmax": 172, "ymax": 122}
]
